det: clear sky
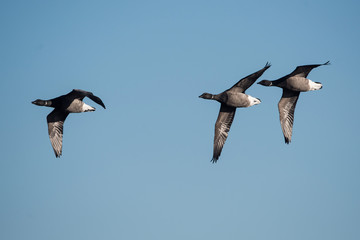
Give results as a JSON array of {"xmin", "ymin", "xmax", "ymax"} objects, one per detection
[{"xmin": 1, "ymin": 0, "xmax": 359, "ymax": 239}]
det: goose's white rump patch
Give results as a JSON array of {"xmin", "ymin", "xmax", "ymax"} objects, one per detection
[
  {"xmin": 308, "ymin": 79, "xmax": 322, "ymax": 91},
  {"xmin": 247, "ymin": 95, "xmax": 261, "ymax": 107},
  {"xmin": 82, "ymin": 102, "xmax": 95, "ymax": 112}
]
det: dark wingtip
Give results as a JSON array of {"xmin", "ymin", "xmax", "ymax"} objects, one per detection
[
  {"xmin": 97, "ymin": 101, "xmax": 106, "ymax": 109},
  {"xmin": 324, "ymin": 61, "xmax": 330, "ymax": 65},
  {"xmin": 284, "ymin": 137, "xmax": 291, "ymax": 144},
  {"xmin": 264, "ymin": 62, "xmax": 271, "ymax": 68},
  {"xmin": 97, "ymin": 100, "xmax": 106, "ymax": 109},
  {"xmin": 211, "ymin": 158, "xmax": 218, "ymax": 163}
]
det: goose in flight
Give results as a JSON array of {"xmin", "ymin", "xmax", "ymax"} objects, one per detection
[
  {"xmin": 200, "ymin": 63, "xmax": 271, "ymax": 163},
  {"xmin": 32, "ymin": 89, "xmax": 106, "ymax": 157},
  {"xmin": 257, "ymin": 61, "xmax": 329, "ymax": 143}
]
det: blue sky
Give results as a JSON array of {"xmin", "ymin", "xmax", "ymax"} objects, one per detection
[{"xmin": 1, "ymin": 0, "xmax": 359, "ymax": 239}]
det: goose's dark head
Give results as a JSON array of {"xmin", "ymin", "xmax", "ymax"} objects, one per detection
[
  {"xmin": 257, "ymin": 80, "xmax": 273, "ymax": 87},
  {"xmin": 32, "ymin": 99, "xmax": 47, "ymax": 106},
  {"xmin": 199, "ymin": 93, "xmax": 213, "ymax": 99}
]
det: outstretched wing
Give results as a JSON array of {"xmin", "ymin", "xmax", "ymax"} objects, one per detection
[
  {"xmin": 289, "ymin": 61, "xmax": 330, "ymax": 78},
  {"xmin": 278, "ymin": 89, "xmax": 300, "ymax": 144},
  {"xmin": 212, "ymin": 104, "xmax": 236, "ymax": 163},
  {"xmin": 69, "ymin": 89, "xmax": 106, "ymax": 109},
  {"xmin": 229, "ymin": 62, "xmax": 271, "ymax": 93},
  {"xmin": 47, "ymin": 109, "xmax": 69, "ymax": 157}
]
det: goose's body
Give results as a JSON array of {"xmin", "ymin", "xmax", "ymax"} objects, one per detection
[
  {"xmin": 214, "ymin": 91, "xmax": 260, "ymax": 108},
  {"xmin": 200, "ymin": 62, "xmax": 271, "ymax": 163},
  {"xmin": 32, "ymin": 89, "xmax": 106, "ymax": 157},
  {"xmin": 266, "ymin": 76, "xmax": 323, "ymax": 92},
  {"xmin": 258, "ymin": 61, "xmax": 329, "ymax": 143}
]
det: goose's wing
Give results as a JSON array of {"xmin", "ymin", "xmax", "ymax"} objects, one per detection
[
  {"xmin": 278, "ymin": 89, "xmax": 300, "ymax": 144},
  {"xmin": 289, "ymin": 61, "xmax": 330, "ymax": 78},
  {"xmin": 47, "ymin": 109, "xmax": 69, "ymax": 158},
  {"xmin": 69, "ymin": 89, "xmax": 106, "ymax": 109},
  {"xmin": 212, "ymin": 104, "xmax": 236, "ymax": 163},
  {"xmin": 229, "ymin": 62, "xmax": 271, "ymax": 93}
]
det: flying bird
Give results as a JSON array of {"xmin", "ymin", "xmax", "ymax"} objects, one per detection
[
  {"xmin": 257, "ymin": 61, "xmax": 329, "ymax": 144},
  {"xmin": 199, "ymin": 62, "xmax": 271, "ymax": 163},
  {"xmin": 32, "ymin": 89, "xmax": 106, "ymax": 157}
]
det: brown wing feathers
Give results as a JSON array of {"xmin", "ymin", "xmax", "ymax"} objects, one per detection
[{"xmin": 212, "ymin": 104, "xmax": 236, "ymax": 162}]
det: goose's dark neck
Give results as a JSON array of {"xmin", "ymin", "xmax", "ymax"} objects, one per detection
[
  {"xmin": 33, "ymin": 99, "xmax": 53, "ymax": 107},
  {"xmin": 272, "ymin": 79, "xmax": 284, "ymax": 86},
  {"xmin": 213, "ymin": 94, "xmax": 222, "ymax": 101},
  {"xmin": 199, "ymin": 93, "xmax": 216, "ymax": 100},
  {"xmin": 44, "ymin": 100, "xmax": 53, "ymax": 106},
  {"xmin": 208, "ymin": 94, "xmax": 216, "ymax": 100}
]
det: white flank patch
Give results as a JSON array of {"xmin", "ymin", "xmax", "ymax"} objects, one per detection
[
  {"xmin": 82, "ymin": 102, "xmax": 95, "ymax": 112},
  {"xmin": 247, "ymin": 95, "xmax": 261, "ymax": 107},
  {"xmin": 308, "ymin": 79, "xmax": 322, "ymax": 91}
]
